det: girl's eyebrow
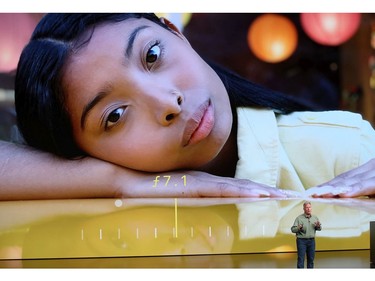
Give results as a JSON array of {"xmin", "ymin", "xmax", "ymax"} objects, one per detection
[
  {"xmin": 81, "ymin": 92, "xmax": 109, "ymax": 130},
  {"xmin": 125, "ymin": 25, "xmax": 150, "ymax": 59},
  {"xmin": 80, "ymin": 24, "xmax": 151, "ymax": 130}
]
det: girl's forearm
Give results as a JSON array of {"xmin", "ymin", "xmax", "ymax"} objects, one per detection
[
  {"xmin": 0, "ymin": 141, "xmax": 118, "ymax": 200},
  {"xmin": 0, "ymin": 141, "xmax": 289, "ymax": 200}
]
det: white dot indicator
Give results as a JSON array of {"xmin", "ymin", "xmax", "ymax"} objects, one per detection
[{"xmin": 114, "ymin": 199, "xmax": 123, "ymax": 207}]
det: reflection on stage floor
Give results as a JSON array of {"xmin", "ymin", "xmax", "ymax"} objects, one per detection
[{"xmin": 0, "ymin": 197, "xmax": 374, "ymax": 267}]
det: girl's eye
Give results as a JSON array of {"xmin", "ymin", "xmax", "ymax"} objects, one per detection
[
  {"xmin": 105, "ymin": 107, "xmax": 125, "ymax": 129},
  {"xmin": 146, "ymin": 43, "xmax": 161, "ymax": 68}
]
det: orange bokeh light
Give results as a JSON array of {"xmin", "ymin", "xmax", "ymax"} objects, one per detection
[{"xmin": 248, "ymin": 14, "xmax": 298, "ymax": 63}]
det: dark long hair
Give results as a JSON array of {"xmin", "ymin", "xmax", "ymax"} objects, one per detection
[
  {"xmin": 15, "ymin": 13, "xmax": 314, "ymax": 159},
  {"xmin": 212, "ymin": 62, "xmax": 317, "ymax": 113}
]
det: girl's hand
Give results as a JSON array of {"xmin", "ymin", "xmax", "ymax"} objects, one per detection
[
  {"xmin": 305, "ymin": 159, "xmax": 375, "ymax": 198},
  {"xmin": 114, "ymin": 169, "xmax": 287, "ymax": 198}
]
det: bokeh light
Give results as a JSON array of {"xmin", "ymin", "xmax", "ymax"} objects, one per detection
[
  {"xmin": 300, "ymin": 13, "xmax": 361, "ymax": 46},
  {"xmin": 0, "ymin": 14, "xmax": 38, "ymax": 73},
  {"xmin": 247, "ymin": 14, "xmax": 298, "ymax": 63}
]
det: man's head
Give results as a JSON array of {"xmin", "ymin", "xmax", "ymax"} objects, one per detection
[{"xmin": 303, "ymin": 201, "xmax": 312, "ymax": 216}]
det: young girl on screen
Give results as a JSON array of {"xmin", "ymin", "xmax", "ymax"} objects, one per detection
[{"xmin": 14, "ymin": 13, "xmax": 375, "ymax": 199}]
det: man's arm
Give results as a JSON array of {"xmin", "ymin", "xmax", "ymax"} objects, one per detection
[
  {"xmin": 314, "ymin": 217, "xmax": 322, "ymax": 231},
  {"xmin": 291, "ymin": 217, "xmax": 303, "ymax": 233},
  {"xmin": 291, "ymin": 218, "xmax": 299, "ymax": 233}
]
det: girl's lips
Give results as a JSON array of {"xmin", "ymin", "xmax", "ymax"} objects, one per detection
[{"xmin": 182, "ymin": 100, "xmax": 215, "ymax": 146}]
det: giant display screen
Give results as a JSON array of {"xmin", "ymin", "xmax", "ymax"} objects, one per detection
[{"xmin": 0, "ymin": 12, "xmax": 375, "ymax": 263}]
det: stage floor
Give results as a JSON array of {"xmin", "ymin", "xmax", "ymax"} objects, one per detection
[{"xmin": 0, "ymin": 249, "xmax": 371, "ymax": 268}]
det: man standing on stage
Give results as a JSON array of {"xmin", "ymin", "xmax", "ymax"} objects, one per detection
[{"xmin": 291, "ymin": 201, "xmax": 322, "ymax": 268}]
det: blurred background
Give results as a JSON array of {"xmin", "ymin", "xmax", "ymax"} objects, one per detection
[{"xmin": 1, "ymin": 13, "xmax": 375, "ymax": 141}]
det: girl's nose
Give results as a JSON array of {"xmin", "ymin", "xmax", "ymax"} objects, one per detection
[{"xmin": 151, "ymin": 91, "xmax": 183, "ymax": 126}]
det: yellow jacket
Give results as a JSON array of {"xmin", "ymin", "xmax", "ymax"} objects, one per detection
[
  {"xmin": 235, "ymin": 107, "xmax": 375, "ymax": 191},
  {"xmin": 234, "ymin": 108, "xmax": 375, "ymax": 240}
]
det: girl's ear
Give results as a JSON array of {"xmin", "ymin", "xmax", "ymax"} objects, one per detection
[
  {"xmin": 159, "ymin": 17, "xmax": 181, "ymax": 33},
  {"xmin": 159, "ymin": 17, "xmax": 190, "ymax": 43}
]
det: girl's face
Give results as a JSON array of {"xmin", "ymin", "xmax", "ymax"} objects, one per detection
[{"xmin": 63, "ymin": 17, "xmax": 232, "ymax": 172}]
